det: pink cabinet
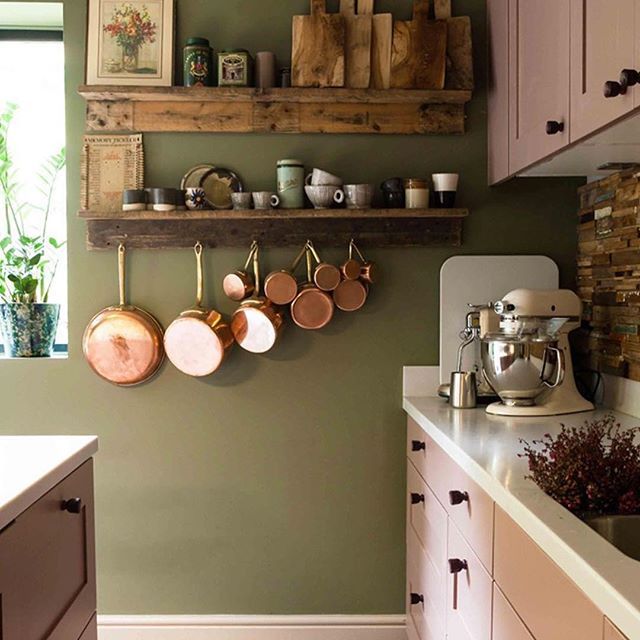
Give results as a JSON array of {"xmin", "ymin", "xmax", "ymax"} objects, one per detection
[
  {"xmin": 605, "ymin": 618, "xmax": 630, "ymax": 640},
  {"xmin": 492, "ymin": 584, "xmax": 534, "ymax": 640},
  {"xmin": 508, "ymin": 0, "xmax": 571, "ymax": 174},
  {"xmin": 570, "ymin": 0, "xmax": 637, "ymax": 141}
]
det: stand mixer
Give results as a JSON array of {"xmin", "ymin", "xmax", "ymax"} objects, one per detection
[{"xmin": 481, "ymin": 289, "xmax": 594, "ymax": 417}]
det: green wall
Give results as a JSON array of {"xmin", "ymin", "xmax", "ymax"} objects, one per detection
[{"xmin": 0, "ymin": 0, "xmax": 581, "ymax": 614}]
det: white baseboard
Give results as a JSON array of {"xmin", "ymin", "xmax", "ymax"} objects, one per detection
[{"xmin": 98, "ymin": 615, "xmax": 407, "ymax": 640}]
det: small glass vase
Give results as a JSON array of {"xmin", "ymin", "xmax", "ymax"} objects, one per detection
[
  {"xmin": 122, "ymin": 45, "xmax": 139, "ymax": 73},
  {"xmin": 0, "ymin": 303, "xmax": 60, "ymax": 357}
]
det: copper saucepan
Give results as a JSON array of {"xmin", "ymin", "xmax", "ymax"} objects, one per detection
[
  {"xmin": 290, "ymin": 245, "xmax": 335, "ymax": 330},
  {"xmin": 83, "ymin": 244, "xmax": 164, "ymax": 386},
  {"xmin": 333, "ymin": 240, "xmax": 372, "ymax": 312},
  {"xmin": 306, "ymin": 240, "xmax": 341, "ymax": 292},
  {"xmin": 231, "ymin": 244, "xmax": 285, "ymax": 353},
  {"xmin": 350, "ymin": 239, "xmax": 379, "ymax": 284},
  {"xmin": 263, "ymin": 243, "xmax": 309, "ymax": 305},
  {"xmin": 164, "ymin": 242, "xmax": 234, "ymax": 377},
  {"xmin": 223, "ymin": 241, "xmax": 258, "ymax": 302}
]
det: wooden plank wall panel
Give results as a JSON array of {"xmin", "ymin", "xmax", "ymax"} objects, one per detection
[{"xmin": 576, "ymin": 168, "xmax": 640, "ymax": 380}]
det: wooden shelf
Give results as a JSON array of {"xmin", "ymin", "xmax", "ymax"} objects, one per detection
[
  {"xmin": 78, "ymin": 85, "xmax": 472, "ymax": 135},
  {"xmin": 78, "ymin": 208, "xmax": 469, "ymax": 249}
]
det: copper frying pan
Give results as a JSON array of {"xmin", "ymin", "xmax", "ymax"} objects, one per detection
[
  {"xmin": 164, "ymin": 243, "xmax": 234, "ymax": 377},
  {"xmin": 263, "ymin": 243, "xmax": 309, "ymax": 305},
  {"xmin": 231, "ymin": 244, "xmax": 285, "ymax": 354},
  {"xmin": 83, "ymin": 244, "xmax": 164, "ymax": 386}
]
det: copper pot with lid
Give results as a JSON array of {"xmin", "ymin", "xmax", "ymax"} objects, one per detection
[
  {"xmin": 290, "ymin": 245, "xmax": 335, "ymax": 330},
  {"xmin": 231, "ymin": 244, "xmax": 285, "ymax": 353},
  {"xmin": 164, "ymin": 243, "xmax": 234, "ymax": 377},
  {"xmin": 223, "ymin": 241, "xmax": 258, "ymax": 302},
  {"xmin": 263, "ymin": 243, "xmax": 309, "ymax": 306},
  {"xmin": 83, "ymin": 244, "xmax": 165, "ymax": 386}
]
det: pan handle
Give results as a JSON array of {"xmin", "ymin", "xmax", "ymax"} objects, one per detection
[
  {"xmin": 252, "ymin": 242, "xmax": 262, "ymax": 294},
  {"xmin": 305, "ymin": 244, "xmax": 313, "ymax": 283},
  {"xmin": 306, "ymin": 240, "xmax": 322, "ymax": 266},
  {"xmin": 349, "ymin": 238, "xmax": 366, "ymax": 263},
  {"xmin": 243, "ymin": 241, "xmax": 259, "ymax": 271},
  {"xmin": 118, "ymin": 244, "xmax": 127, "ymax": 306},
  {"xmin": 194, "ymin": 242, "xmax": 204, "ymax": 307},
  {"xmin": 290, "ymin": 242, "xmax": 309, "ymax": 272}
]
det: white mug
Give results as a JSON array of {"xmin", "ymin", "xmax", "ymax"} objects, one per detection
[
  {"xmin": 252, "ymin": 192, "xmax": 280, "ymax": 210},
  {"xmin": 305, "ymin": 185, "xmax": 345, "ymax": 209},
  {"xmin": 305, "ymin": 168, "xmax": 343, "ymax": 187},
  {"xmin": 432, "ymin": 173, "xmax": 460, "ymax": 192}
]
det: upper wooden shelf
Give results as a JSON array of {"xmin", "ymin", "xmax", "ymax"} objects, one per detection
[
  {"xmin": 78, "ymin": 85, "xmax": 472, "ymax": 135},
  {"xmin": 78, "ymin": 208, "xmax": 469, "ymax": 249}
]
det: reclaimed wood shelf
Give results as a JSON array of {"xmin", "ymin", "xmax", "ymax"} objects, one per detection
[
  {"xmin": 78, "ymin": 208, "xmax": 469, "ymax": 249},
  {"xmin": 78, "ymin": 85, "xmax": 472, "ymax": 135}
]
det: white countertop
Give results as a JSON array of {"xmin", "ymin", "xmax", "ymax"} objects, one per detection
[
  {"xmin": 403, "ymin": 396, "xmax": 640, "ymax": 640},
  {"xmin": 0, "ymin": 436, "xmax": 98, "ymax": 530}
]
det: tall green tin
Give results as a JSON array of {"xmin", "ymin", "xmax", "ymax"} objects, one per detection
[
  {"xmin": 277, "ymin": 159, "xmax": 305, "ymax": 209},
  {"xmin": 183, "ymin": 37, "xmax": 213, "ymax": 87}
]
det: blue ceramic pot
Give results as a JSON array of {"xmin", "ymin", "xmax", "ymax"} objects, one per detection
[{"xmin": 0, "ymin": 303, "xmax": 60, "ymax": 357}]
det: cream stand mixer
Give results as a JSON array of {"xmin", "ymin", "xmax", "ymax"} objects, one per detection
[{"xmin": 481, "ymin": 289, "xmax": 594, "ymax": 417}]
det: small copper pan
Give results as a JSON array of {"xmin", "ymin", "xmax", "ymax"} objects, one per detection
[
  {"xmin": 223, "ymin": 241, "xmax": 258, "ymax": 302},
  {"xmin": 83, "ymin": 244, "xmax": 164, "ymax": 386},
  {"xmin": 350, "ymin": 239, "xmax": 379, "ymax": 285},
  {"xmin": 307, "ymin": 241, "xmax": 341, "ymax": 292},
  {"xmin": 333, "ymin": 278, "xmax": 369, "ymax": 312},
  {"xmin": 164, "ymin": 243, "xmax": 234, "ymax": 377},
  {"xmin": 263, "ymin": 243, "xmax": 308, "ymax": 305},
  {"xmin": 290, "ymin": 246, "xmax": 335, "ymax": 330},
  {"xmin": 340, "ymin": 240, "xmax": 362, "ymax": 281},
  {"xmin": 231, "ymin": 244, "xmax": 285, "ymax": 353}
]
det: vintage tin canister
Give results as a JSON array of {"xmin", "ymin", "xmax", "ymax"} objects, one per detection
[
  {"xmin": 277, "ymin": 159, "xmax": 305, "ymax": 209},
  {"xmin": 183, "ymin": 37, "xmax": 213, "ymax": 87},
  {"xmin": 218, "ymin": 49, "xmax": 253, "ymax": 87}
]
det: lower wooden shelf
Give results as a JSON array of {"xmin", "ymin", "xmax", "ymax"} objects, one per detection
[{"xmin": 78, "ymin": 208, "xmax": 469, "ymax": 249}]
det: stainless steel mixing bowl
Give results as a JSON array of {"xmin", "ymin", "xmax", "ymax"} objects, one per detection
[{"xmin": 481, "ymin": 334, "xmax": 565, "ymax": 407}]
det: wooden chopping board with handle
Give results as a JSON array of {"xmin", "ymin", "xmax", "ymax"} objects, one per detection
[
  {"xmin": 292, "ymin": 0, "xmax": 346, "ymax": 88},
  {"xmin": 358, "ymin": 0, "xmax": 392, "ymax": 89},
  {"xmin": 340, "ymin": 0, "xmax": 372, "ymax": 89},
  {"xmin": 391, "ymin": 0, "xmax": 448, "ymax": 89}
]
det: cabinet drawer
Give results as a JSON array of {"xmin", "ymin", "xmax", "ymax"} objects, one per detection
[
  {"xmin": 407, "ymin": 525, "xmax": 446, "ymax": 640},
  {"xmin": 493, "ymin": 584, "xmax": 534, "ymax": 640},
  {"xmin": 407, "ymin": 417, "xmax": 431, "ymax": 482},
  {"xmin": 0, "ymin": 460, "xmax": 96, "ymax": 640},
  {"xmin": 494, "ymin": 507, "xmax": 602, "ymax": 640},
  {"xmin": 605, "ymin": 618, "xmax": 629, "ymax": 640},
  {"xmin": 446, "ymin": 522, "xmax": 493, "ymax": 640},
  {"xmin": 407, "ymin": 461, "xmax": 447, "ymax": 573}
]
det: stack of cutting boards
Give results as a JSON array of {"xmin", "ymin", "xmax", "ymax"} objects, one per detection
[{"xmin": 291, "ymin": 0, "xmax": 473, "ymax": 91}]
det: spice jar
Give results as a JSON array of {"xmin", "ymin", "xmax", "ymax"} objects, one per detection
[
  {"xmin": 404, "ymin": 178, "xmax": 429, "ymax": 209},
  {"xmin": 183, "ymin": 37, "xmax": 213, "ymax": 87},
  {"xmin": 277, "ymin": 159, "xmax": 305, "ymax": 209}
]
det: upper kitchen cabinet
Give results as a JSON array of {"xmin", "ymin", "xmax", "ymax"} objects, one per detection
[
  {"xmin": 570, "ymin": 0, "xmax": 637, "ymax": 142},
  {"xmin": 507, "ymin": 0, "xmax": 571, "ymax": 175}
]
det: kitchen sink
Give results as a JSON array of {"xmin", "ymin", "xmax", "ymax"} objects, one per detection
[{"xmin": 586, "ymin": 515, "xmax": 640, "ymax": 562}]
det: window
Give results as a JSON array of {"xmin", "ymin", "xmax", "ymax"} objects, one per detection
[{"xmin": 0, "ymin": 3, "xmax": 66, "ymax": 351}]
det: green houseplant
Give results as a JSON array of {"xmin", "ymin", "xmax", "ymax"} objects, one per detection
[{"xmin": 0, "ymin": 103, "xmax": 66, "ymax": 357}]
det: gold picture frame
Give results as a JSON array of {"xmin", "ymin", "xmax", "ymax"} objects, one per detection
[{"xmin": 86, "ymin": 0, "xmax": 174, "ymax": 86}]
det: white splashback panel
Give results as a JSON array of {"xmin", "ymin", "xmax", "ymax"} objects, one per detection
[{"xmin": 439, "ymin": 256, "xmax": 560, "ymax": 384}]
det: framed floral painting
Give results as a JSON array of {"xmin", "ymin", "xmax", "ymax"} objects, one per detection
[{"xmin": 86, "ymin": 0, "xmax": 174, "ymax": 86}]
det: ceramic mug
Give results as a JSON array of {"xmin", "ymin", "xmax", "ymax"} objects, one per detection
[
  {"xmin": 432, "ymin": 173, "xmax": 459, "ymax": 208},
  {"xmin": 231, "ymin": 192, "xmax": 253, "ymax": 210},
  {"xmin": 252, "ymin": 192, "xmax": 280, "ymax": 210},
  {"xmin": 343, "ymin": 184, "xmax": 374, "ymax": 210},
  {"xmin": 305, "ymin": 168, "xmax": 343, "ymax": 187},
  {"xmin": 305, "ymin": 185, "xmax": 345, "ymax": 209},
  {"xmin": 185, "ymin": 187, "xmax": 208, "ymax": 210}
]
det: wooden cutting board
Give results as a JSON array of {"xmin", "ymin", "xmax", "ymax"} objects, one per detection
[
  {"xmin": 446, "ymin": 16, "xmax": 474, "ymax": 90},
  {"xmin": 358, "ymin": 0, "xmax": 392, "ymax": 89},
  {"xmin": 391, "ymin": 0, "xmax": 448, "ymax": 90},
  {"xmin": 340, "ymin": 0, "xmax": 372, "ymax": 89},
  {"xmin": 292, "ymin": 0, "xmax": 346, "ymax": 88}
]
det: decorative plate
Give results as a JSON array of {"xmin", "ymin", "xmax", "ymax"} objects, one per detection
[
  {"xmin": 200, "ymin": 167, "xmax": 244, "ymax": 209},
  {"xmin": 180, "ymin": 164, "xmax": 215, "ymax": 190}
]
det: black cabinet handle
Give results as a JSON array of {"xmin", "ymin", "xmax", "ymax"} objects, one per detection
[
  {"xmin": 604, "ymin": 80, "xmax": 623, "ymax": 98},
  {"xmin": 61, "ymin": 498, "xmax": 82, "ymax": 514},
  {"xmin": 448, "ymin": 558, "xmax": 469, "ymax": 574},
  {"xmin": 546, "ymin": 120, "xmax": 565, "ymax": 135},
  {"xmin": 410, "ymin": 592, "xmax": 424, "ymax": 606},
  {"xmin": 411, "ymin": 440, "xmax": 426, "ymax": 452},
  {"xmin": 604, "ymin": 69, "xmax": 640, "ymax": 98},
  {"xmin": 620, "ymin": 68, "xmax": 640, "ymax": 88},
  {"xmin": 449, "ymin": 490, "xmax": 469, "ymax": 506},
  {"xmin": 410, "ymin": 493, "xmax": 425, "ymax": 505}
]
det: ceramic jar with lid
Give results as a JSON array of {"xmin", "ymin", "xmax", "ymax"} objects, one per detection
[
  {"xmin": 404, "ymin": 178, "xmax": 430, "ymax": 209},
  {"xmin": 183, "ymin": 37, "xmax": 213, "ymax": 87},
  {"xmin": 277, "ymin": 159, "xmax": 305, "ymax": 209}
]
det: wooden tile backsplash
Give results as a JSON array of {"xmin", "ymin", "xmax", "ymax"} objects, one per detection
[{"xmin": 576, "ymin": 169, "xmax": 640, "ymax": 381}]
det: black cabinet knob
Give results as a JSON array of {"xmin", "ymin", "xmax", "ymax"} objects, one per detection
[
  {"xmin": 604, "ymin": 80, "xmax": 624, "ymax": 98},
  {"xmin": 410, "ymin": 493, "xmax": 425, "ymax": 505},
  {"xmin": 410, "ymin": 592, "xmax": 424, "ymax": 606},
  {"xmin": 449, "ymin": 490, "xmax": 469, "ymax": 506},
  {"xmin": 620, "ymin": 68, "xmax": 640, "ymax": 88},
  {"xmin": 61, "ymin": 498, "xmax": 82, "ymax": 514},
  {"xmin": 545, "ymin": 120, "xmax": 565, "ymax": 135},
  {"xmin": 411, "ymin": 440, "xmax": 426, "ymax": 452},
  {"xmin": 448, "ymin": 558, "xmax": 469, "ymax": 574}
]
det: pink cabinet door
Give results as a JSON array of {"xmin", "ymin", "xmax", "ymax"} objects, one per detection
[
  {"xmin": 508, "ymin": 0, "xmax": 571, "ymax": 173},
  {"xmin": 605, "ymin": 618, "xmax": 629, "ymax": 640},
  {"xmin": 570, "ymin": 0, "xmax": 636, "ymax": 142},
  {"xmin": 446, "ymin": 523, "xmax": 492, "ymax": 640},
  {"xmin": 492, "ymin": 584, "xmax": 534, "ymax": 640}
]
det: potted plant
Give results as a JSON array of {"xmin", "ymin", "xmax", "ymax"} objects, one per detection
[
  {"xmin": 521, "ymin": 415, "xmax": 640, "ymax": 560},
  {"xmin": 0, "ymin": 103, "xmax": 66, "ymax": 357}
]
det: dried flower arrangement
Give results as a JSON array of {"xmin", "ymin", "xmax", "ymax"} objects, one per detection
[{"xmin": 520, "ymin": 415, "xmax": 640, "ymax": 516}]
